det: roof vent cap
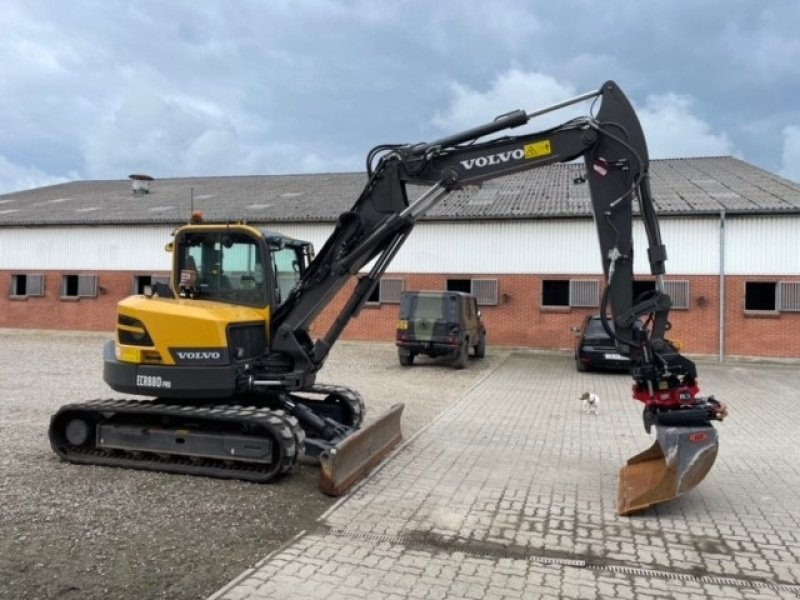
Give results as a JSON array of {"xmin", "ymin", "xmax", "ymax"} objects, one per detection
[{"xmin": 129, "ymin": 173, "xmax": 154, "ymax": 194}]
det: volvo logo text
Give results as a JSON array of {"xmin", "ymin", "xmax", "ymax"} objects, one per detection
[
  {"xmin": 460, "ymin": 148, "xmax": 525, "ymax": 170},
  {"xmin": 176, "ymin": 351, "xmax": 222, "ymax": 360}
]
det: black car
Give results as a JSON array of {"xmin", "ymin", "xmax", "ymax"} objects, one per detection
[{"xmin": 573, "ymin": 315, "xmax": 631, "ymax": 372}]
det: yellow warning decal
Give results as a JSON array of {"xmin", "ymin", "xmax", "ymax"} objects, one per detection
[{"xmin": 524, "ymin": 140, "xmax": 552, "ymax": 159}]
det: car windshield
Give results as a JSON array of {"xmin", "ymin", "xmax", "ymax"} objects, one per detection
[
  {"xmin": 586, "ymin": 318, "xmax": 613, "ymax": 338},
  {"xmin": 400, "ymin": 294, "xmax": 457, "ymax": 321}
]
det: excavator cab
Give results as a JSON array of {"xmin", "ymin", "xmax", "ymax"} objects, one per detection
[
  {"xmin": 99, "ymin": 222, "xmax": 316, "ymax": 399},
  {"xmin": 174, "ymin": 226, "xmax": 312, "ymax": 311}
]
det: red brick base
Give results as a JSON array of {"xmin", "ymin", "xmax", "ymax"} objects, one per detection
[{"xmin": 2, "ymin": 270, "xmax": 798, "ymax": 358}]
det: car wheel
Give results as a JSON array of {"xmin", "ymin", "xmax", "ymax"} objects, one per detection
[
  {"xmin": 398, "ymin": 349, "xmax": 414, "ymax": 366},
  {"xmin": 453, "ymin": 341, "xmax": 468, "ymax": 369},
  {"xmin": 575, "ymin": 356, "xmax": 587, "ymax": 372},
  {"xmin": 474, "ymin": 333, "xmax": 486, "ymax": 358}
]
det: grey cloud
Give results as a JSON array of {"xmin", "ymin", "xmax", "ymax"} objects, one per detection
[{"xmin": 2, "ymin": 0, "xmax": 799, "ymax": 193}]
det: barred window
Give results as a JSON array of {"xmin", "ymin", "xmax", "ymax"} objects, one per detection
[
  {"xmin": 779, "ymin": 281, "xmax": 800, "ymax": 312},
  {"xmin": 366, "ymin": 277, "xmax": 404, "ymax": 304},
  {"xmin": 471, "ymin": 279, "xmax": 498, "ymax": 306},
  {"xmin": 569, "ymin": 280, "xmax": 599, "ymax": 308},
  {"xmin": 10, "ymin": 274, "xmax": 45, "ymax": 298},
  {"xmin": 445, "ymin": 278, "xmax": 498, "ymax": 305},
  {"xmin": 663, "ymin": 280, "xmax": 690, "ymax": 310},
  {"xmin": 62, "ymin": 274, "xmax": 98, "ymax": 299},
  {"xmin": 379, "ymin": 278, "xmax": 404, "ymax": 304}
]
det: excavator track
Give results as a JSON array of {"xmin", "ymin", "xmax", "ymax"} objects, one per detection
[
  {"xmin": 49, "ymin": 398, "xmax": 305, "ymax": 483},
  {"xmin": 291, "ymin": 383, "xmax": 365, "ymax": 429}
]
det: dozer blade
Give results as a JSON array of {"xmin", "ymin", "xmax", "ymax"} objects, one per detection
[
  {"xmin": 319, "ymin": 403, "xmax": 404, "ymax": 496},
  {"xmin": 618, "ymin": 424, "xmax": 718, "ymax": 516}
]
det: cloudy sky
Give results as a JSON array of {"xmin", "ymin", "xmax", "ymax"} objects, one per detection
[{"xmin": 2, "ymin": 0, "xmax": 799, "ymax": 194}]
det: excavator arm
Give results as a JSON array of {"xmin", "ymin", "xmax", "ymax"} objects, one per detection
[
  {"xmin": 269, "ymin": 82, "xmax": 676, "ymax": 383},
  {"xmin": 267, "ymin": 80, "xmax": 726, "ymax": 513}
]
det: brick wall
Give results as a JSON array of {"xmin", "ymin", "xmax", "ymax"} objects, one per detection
[
  {"xmin": 2, "ymin": 270, "xmax": 799, "ymax": 358},
  {"xmin": 319, "ymin": 272, "xmax": 800, "ymax": 358},
  {"xmin": 723, "ymin": 275, "xmax": 800, "ymax": 358},
  {"xmin": 0, "ymin": 271, "xmax": 157, "ymax": 331}
]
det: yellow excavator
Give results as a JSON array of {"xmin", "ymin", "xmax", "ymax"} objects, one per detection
[{"xmin": 49, "ymin": 81, "xmax": 726, "ymax": 512}]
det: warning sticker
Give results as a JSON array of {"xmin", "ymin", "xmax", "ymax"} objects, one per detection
[{"xmin": 524, "ymin": 140, "xmax": 552, "ymax": 159}]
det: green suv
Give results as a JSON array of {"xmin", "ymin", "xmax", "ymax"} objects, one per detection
[{"xmin": 395, "ymin": 291, "xmax": 486, "ymax": 369}]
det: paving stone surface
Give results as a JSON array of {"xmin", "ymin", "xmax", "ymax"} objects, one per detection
[{"xmin": 209, "ymin": 353, "xmax": 800, "ymax": 600}]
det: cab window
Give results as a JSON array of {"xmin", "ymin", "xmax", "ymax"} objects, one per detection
[
  {"xmin": 180, "ymin": 233, "xmax": 267, "ymax": 306},
  {"xmin": 271, "ymin": 246, "xmax": 302, "ymax": 305}
]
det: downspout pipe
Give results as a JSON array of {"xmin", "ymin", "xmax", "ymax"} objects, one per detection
[{"xmin": 719, "ymin": 210, "xmax": 726, "ymax": 362}]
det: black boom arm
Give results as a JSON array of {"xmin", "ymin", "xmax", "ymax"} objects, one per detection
[{"xmin": 268, "ymin": 81, "xmax": 710, "ymax": 418}]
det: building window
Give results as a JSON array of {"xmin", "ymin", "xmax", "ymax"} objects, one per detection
[
  {"xmin": 133, "ymin": 274, "xmax": 170, "ymax": 295},
  {"xmin": 134, "ymin": 275, "xmax": 152, "ymax": 294},
  {"xmin": 471, "ymin": 279, "xmax": 498, "ymax": 306},
  {"xmin": 745, "ymin": 281, "xmax": 777, "ymax": 311},
  {"xmin": 446, "ymin": 278, "xmax": 471, "ymax": 294},
  {"xmin": 633, "ymin": 280, "xmax": 656, "ymax": 302},
  {"xmin": 743, "ymin": 281, "xmax": 800, "ymax": 313},
  {"xmin": 379, "ymin": 278, "xmax": 404, "ymax": 304},
  {"xmin": 10, "ymin": 274, "xmax": 45, "ymax": 298},
  {"xmin": 61, "ymin": 274, "xmax": 99, "ymax": 299},
  {"xmin": 663, "ymin": 280, "xmax": 690, "ymax": 310},
  {"xmin": 544, "ymin": 279, "xmax": 601, "ymax": 308},
  {"xmin": 778, "ymin": 281, "xmax": 800, "ymax": 312},
  {"xmin": 366, "ymin": 282, "xmax": 380, "ymax": 304},
  {"xmin": 447, "ymin": 278, "xmax": 498, "ymax": 305},
  {"xmin": 569, "ymin": 280, "xmax": 599, "ymax": 308},
  {"xmin": 366, "ymin": 277, "xmax": 404, "ymax": 305},
  {"xmin": 542, "ymin": 280, "xmax": 569, "ymax": 307}
]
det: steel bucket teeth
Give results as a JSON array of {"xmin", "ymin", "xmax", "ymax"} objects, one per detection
[
  {"xmin": 618, "ymin": 424, "xmax": 718, "ymax": 516},
  {"xmin": 319, "ymin": 403, "xmax": 404, "ymax": 496}
]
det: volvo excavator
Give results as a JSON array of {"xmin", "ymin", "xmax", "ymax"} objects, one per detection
[{"xmin": 49, "ymin": 81, "xmax": 726, "ymax": 514}]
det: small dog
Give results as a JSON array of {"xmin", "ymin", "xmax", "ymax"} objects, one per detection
[{"xmin": 580, "ymin": 392, "xmax": 600, "ymax": 415}]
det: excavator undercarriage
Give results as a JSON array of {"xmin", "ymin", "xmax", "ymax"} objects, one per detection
[{"xmin": 49, "ymin": 383, "xmax": 404, "ymax": 494}]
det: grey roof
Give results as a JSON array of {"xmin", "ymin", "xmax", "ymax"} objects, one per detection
[{"xmin": 1, "ymin": 157, "xmax": 800, "ymax": 226}]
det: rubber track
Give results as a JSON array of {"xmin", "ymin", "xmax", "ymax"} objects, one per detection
[{"xmin": 49, "ymin": 398, "xmax": 306, "ymax": 483}]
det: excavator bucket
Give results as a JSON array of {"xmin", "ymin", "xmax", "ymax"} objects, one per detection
[
  {"xmin": 618, "ymin": 424, "xmax": 718, "ymax": 516},
  {"xmin": 319, "ymin": 403, "xmax": 404, "ymax": 496}
]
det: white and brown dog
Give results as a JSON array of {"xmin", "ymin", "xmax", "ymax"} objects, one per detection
[{"xmin": 580, "ymin": 392, "xmax": 600, "ymax": 415}]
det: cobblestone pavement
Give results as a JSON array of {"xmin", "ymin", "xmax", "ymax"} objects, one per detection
[{"xmin": 209, "ymin": 353, "xmax": 800, "ymax": 599}]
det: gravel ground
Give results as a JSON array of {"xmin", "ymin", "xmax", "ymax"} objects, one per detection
[{"xmin": 0, "ymin": 329, "xmax": 507, "ymax": 600}]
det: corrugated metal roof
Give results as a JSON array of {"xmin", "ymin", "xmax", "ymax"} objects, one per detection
[{"xmin": 1, "ymin": 157, "xmax": 799, "ymax": 226}]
